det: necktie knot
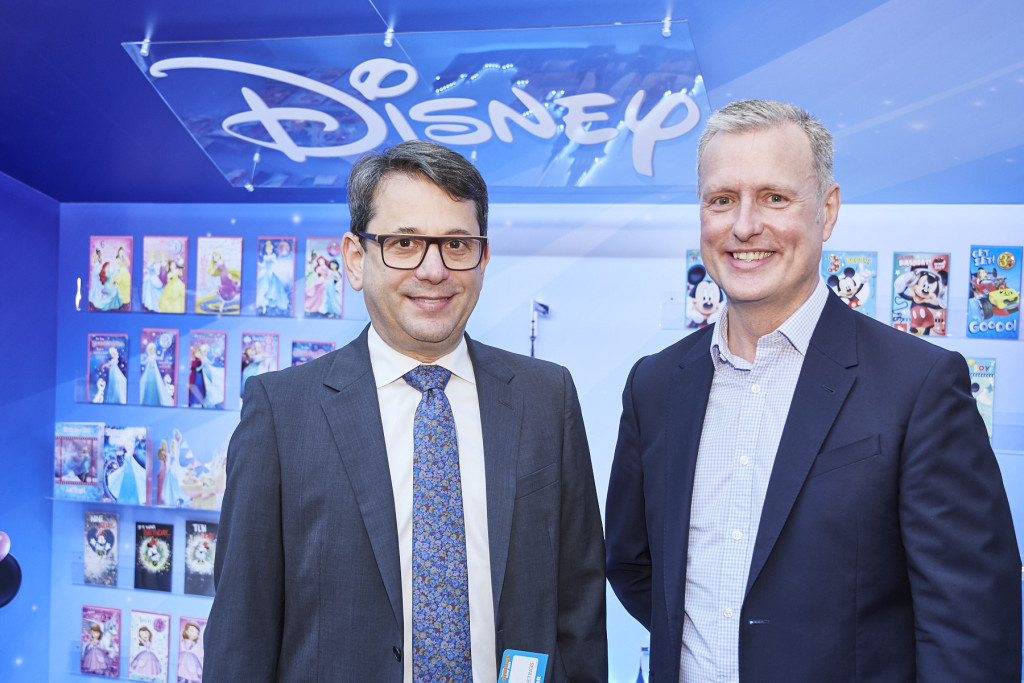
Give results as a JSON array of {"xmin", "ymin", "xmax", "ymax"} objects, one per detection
[{"xmin": 404, "ymin": 364, "xmax": 451, "ymax": 393}]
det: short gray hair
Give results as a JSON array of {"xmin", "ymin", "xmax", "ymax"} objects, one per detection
[{"xmin": 696, "ymin": 99, "xmax": 834, "ymax": 202}]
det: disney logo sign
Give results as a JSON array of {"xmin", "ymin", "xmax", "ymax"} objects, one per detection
[{"xmin": 150, "ymin": 57, "xmax": 702, "ymax": 177}]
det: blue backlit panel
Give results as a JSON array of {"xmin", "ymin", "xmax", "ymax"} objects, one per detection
[{"xmin": 125, "ymin": 23, "xmax": 710, "ymax": 193}]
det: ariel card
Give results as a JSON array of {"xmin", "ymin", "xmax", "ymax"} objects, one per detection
[
  {"xmin": 176, "ymin": 617, "xmax": 208, "ymax": 683},
  {"xmin": 183, "ymin": 520, "xmax": 218, "ymax": 597},
  {"xmin": 128, "ymin": 610, "xmax": 171, "ymax": 683},
  {"xmin": 87, "ymin": 333, "xmax": 128, "ymax": 404},
  {"xmin": 134, "ymin": 522, "xmax": 172, "ymax": 592},
  {"xmin": 291, "ymin": 340, "xmax": 335, "ymax": 367},
  {"xmin": 256, "ymin": 236, "xmax": 296, "ymax": 317},
  {"xmin": 684, "ymin": 249, "xmax": 724, "ymax": 329},
  {"xmin": 967, "ymin": 245, "xmax": 1021, "ymax": 339},
  {"xmin": 967, "ymin": 357, "xmax": 996, "ymax": 439},
  {"xmin": 153, "ymin": 427, "xmax": 228, "ymax": 510},
  {"xmin": 891, "ymin": 252, "xmax": 949, "ymax": 336},
  {"xmin": 195, "ymin": 236, "xmax": 242, "ymax": 315},
  {"xmin": 303, "ymin": 237, "xmax": 345, "ymax": 318},
  {"xmin": 102, "ymin": 425, "xmax": 151, "ymax": 505},
  {"xmin": 139, "ymin": 328, "xmax": 178, "ymax": 407},
  {"xmin": 81, "ymin": 605, "xmax": 120, "ymax": 678},
  {"xmin": 88, "ymin": 235, "xmax": 132, "ymax": 312},
  {"xmin": 84, "ymin": 510, "xmax": 118, "ymax": 586},
  {"xmin": 822, "ymin": 250, "xmax": 877, "ymax": 319},
  {"xmin": 187, "ymin": 330, "xmax": 226, "ymax": 409},
  {"xmin": 140, "ymin": 236, "xmax": 188, "ymax": 314},
  {"xmin": 240, "ymin": 332, "xmax": 279, "ymax": 397},
  {"xmin": 54, "ymin": 421, "xmax": 104, "ymax": 500}
]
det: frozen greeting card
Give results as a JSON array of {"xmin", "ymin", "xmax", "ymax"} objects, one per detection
[
  {"xmin": 139, "ymin": 328, "xmax": 178, "ymax": 407},
  {"xmin": 187, "ymin": 330, "xmax": 226, "ymax": 409},
  {"xmin": 291, "ymin": 340, "xmax": 334, "ymax": 367},
  {"xmin": 240, "ymin": 332, "xmax": 279, "ymax": 397},
  {"xmin": 87, "ymin": 333, "xmax": 128, "ymax": 404}
]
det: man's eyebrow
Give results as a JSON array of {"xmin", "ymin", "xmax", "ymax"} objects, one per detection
[{"xmin": 388, "ymin": 226, "xmax": 477, "ymax": 236}]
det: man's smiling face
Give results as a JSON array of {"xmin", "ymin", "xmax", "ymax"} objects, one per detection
[
  {"xmin": 342, "ymin": 172, "xmax": 488, "ymax": 363},
  {"xmin": 698, "ymin": 122, "xmax": 839, "ymax": 327}
]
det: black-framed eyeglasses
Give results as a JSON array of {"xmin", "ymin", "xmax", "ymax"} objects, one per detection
[{"xmin": 355, "ymin": 231, "xmax": 488, "ymax": 271}]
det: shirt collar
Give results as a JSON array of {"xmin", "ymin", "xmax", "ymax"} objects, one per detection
[
  {"xmin": 367, "ymin": 324, "xmax": 476, "ymax": 388},
  {"xmin": 710, "ymin": 277, "xmax": 829, "ymax": 367}
]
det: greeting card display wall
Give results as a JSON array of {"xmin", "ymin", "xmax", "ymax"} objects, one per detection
[{"xmin": 50, "ymin": 205, "xmax": 369, "ymax": 680}]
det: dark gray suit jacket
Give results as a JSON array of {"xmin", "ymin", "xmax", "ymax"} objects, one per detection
[
  {"xmin": 606, "ymin": 292, "xmax": 1021, "ymax": 682},
  {"xmin": 204, "ymin": 328, "xmax": 607, "ymax": 681}
]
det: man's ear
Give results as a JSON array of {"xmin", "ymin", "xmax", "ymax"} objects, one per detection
[
  {"xmin": 821, "ymin": 183, "xmax": 841, "ymax": 242},
  {"xmin": 341, "ymin": 232, "xmax": 365, "ymax": 291}
]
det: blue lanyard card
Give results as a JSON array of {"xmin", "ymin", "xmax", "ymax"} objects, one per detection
[{"xmin": 498, "ymin": 649, "xmax": 548, "ymax": 683}]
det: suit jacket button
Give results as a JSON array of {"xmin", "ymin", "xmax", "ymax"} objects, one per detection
[{"xmin": 393, "ymin": 646, "xmax": 402, "ymax": 662}]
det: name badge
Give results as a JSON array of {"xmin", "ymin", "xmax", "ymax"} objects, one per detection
[{"xmin": 498, "ymin": 649, "xmax": 548, "ymax": 683}]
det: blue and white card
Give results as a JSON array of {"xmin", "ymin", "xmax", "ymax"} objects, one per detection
[{"xmin": 499, "ymin": 649, "xmax": 548, "ymax": 683}]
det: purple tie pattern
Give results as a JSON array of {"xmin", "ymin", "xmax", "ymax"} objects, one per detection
[{"xmin": 404, "ymin": 364, "xmax": 472, "ymax": 682}]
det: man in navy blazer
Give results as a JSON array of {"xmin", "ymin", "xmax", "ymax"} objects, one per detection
[
  {"xmin": 204, "ymin": 140, "xmax": 607, "ymax": 682},
  {"xmin": 605, "ymin": 100, "xmax": 1021, "ymax": 682}
]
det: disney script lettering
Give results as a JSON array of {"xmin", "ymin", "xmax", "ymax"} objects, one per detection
[{"xmin": 150, "ymin": 57, "xmax": 702, "ymax": 177}]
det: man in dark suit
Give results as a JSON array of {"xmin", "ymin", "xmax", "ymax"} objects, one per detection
[
  {"xmin": 605, "ymin": 100, "xmax": 1021, "ymax": 682},
  {"xmin": 204, "ymin": 140, "xmax": 607, "ymax": 682}
]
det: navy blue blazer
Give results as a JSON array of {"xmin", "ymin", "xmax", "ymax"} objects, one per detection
[
  {"xmin": 204, "ymin": 328, "xmax": 607, "ymax": 681},
  {"xmin": 606, "ymin": 292, "xmax": 1021, "ymax": 682}
]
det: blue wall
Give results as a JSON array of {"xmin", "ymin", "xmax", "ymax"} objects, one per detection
[{"xmin": 0, "ymin": 173, "xmax": 58, "ymax": 681}]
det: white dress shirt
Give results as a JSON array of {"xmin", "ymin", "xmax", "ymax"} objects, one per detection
[
  {"xmin": 367, "ymin": 326, "xmax": 496, "ymax": 683},
  {"xmin": 681, "ymin": 278, "xmax": 829, "ymax": 683}
]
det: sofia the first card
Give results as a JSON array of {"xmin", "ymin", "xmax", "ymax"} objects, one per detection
[
  {"xmin": 195, "ymin": 236, "xmax": 242, "ymax": 315},
  {"xmin": 128, "ymin": 610, "xmax": 170, "ymax": 683},
  {"xmin": 176, "ymin": 616, "xmax": 207, "ymax": 683},
  {"xmin": 88, "ymin": 235, "xmax": 132, "ymax": 312},
  {"xmin": 81, "ymin": 604, "xmax": 120, "ymax": 678},
  {"xmin": 140, "ymin": 236, "xmax": 188, "ymax": 314}
]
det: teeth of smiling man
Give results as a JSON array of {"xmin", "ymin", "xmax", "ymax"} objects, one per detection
[{"xmin": 732, "ymin": 251, "xmax": 774, "ymax": 262}]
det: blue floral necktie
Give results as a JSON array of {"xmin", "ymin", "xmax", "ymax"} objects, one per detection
[{"xmin": 404, "ymin": 365, "xmax": 472, "ymax": 682}]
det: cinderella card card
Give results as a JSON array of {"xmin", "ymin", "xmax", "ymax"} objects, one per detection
[
  {"xmin": 195, "ymin": 236, "xmax": 242, "ymax": 315},
  {"xmin": 255, "ymin": 236, "xmax": 295, "ymax": 317},
  {"xmin": 88, "ymin": 235, "xmax": 132, "ymax": 312}
]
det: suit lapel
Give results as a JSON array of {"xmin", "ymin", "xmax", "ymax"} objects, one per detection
[
  {"xmin": 467, "ymin": 338, "xmax": 522, "ymax": 615},
  {"xmin": 320, "ymin": 329, "xmax": 404, "ymax": 629},
  {"xmin": 663, "ymin": 330, "xmax": 715, "ymax": 633},
  {"xmin": 745, "ymin": 295, "xmax": 858, "ymax": 594}
]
